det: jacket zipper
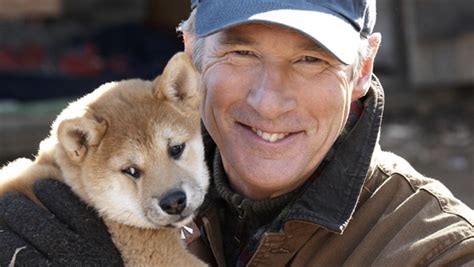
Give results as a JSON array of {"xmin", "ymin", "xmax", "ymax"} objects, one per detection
[{"xmin": 233, "ymin": 200, "xmax": 247, "ymax": 245}]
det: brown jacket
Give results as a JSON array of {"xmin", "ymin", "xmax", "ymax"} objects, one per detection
[{"xmin": 188, "ymin": 77, "xmax": 474, "ymax": 266}]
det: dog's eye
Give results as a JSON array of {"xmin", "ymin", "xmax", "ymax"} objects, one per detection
[
  {"xmin": 122, "ymin": 166, "xmax": 141, "ymax": 179},
  {"xmin": 168, "ymin": 143, "xmax": 185, "ymax": 159}
]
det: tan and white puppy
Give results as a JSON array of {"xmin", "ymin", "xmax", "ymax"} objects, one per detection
[{"xmin": 0, "ymin": 52, "xmax": 209, "ymax": 266}]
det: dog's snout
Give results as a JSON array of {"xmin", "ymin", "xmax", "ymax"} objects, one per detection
[{"xmin": 159, "ymin": 191, "xmax": 187, "ymax": 215}]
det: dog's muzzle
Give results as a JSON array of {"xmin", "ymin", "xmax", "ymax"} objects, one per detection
[{"xmin": 159, "ymin": 190, "xmax": 187, "ymax": 215}]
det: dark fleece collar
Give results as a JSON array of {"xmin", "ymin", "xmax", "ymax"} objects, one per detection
[{"xmin": 284, "ymin": 75, "xmax": 384, "ymax": 233}]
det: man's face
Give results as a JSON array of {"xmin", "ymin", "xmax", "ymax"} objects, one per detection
[{"xmin": 198, "ymin": 23, "xmax": 360, "ymax": 199}]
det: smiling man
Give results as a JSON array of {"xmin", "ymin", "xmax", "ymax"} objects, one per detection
[
  {"xmin": 0, "ymin": 0, "xmax": 473, "ymax": 266},
  {"xmin": 197, "ymin": 23, "xmax": 367, "ymax": 200},
  {"xmin": 179, "ymin": 0, "xmax": 473, "ymax": 265}
]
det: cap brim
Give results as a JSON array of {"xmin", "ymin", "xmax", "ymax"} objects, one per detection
[{"xmin": 195, "ymin": 4, "xmax": 360, "ymax": 65}]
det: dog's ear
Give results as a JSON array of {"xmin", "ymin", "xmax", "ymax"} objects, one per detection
[
  {"xmin": 57, "ymin": 112, "xmax": 107, "ymax": 163},
  {"xmin": 153, "ymin": 52, "xmax": 199, "ymax": 109}
]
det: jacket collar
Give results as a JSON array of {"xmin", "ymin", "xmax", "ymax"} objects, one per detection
[{"xmin": 284, "ymin": 75, "xmax": 385, "ymax": 233}]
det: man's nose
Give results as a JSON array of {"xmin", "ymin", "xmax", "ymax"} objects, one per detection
[{"xmin": 246, "ymin": 66, "xmax": 296, "ymax": 119}]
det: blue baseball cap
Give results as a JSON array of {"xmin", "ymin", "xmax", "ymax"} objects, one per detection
[{"xmin": 190, "ymin": 0, "xmax": 376, "ymax": 65}]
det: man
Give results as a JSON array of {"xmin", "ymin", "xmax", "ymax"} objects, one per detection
[{"xmin": 1, "ymin": 0, "xmax": 473, "ymax": 266}]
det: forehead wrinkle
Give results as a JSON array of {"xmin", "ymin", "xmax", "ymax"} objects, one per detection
[{"xmin": 298, "ymin": 39, "xmax": 327, "ymax": 54}]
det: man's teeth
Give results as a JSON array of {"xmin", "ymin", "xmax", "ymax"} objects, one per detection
[{"xmin": 251, "ymin": 128, "xmax": 289, "ymax": 142}]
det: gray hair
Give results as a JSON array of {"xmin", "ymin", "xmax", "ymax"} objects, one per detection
[
  {"xmin": 178, "ymin": 9, "xmax": 370, "ymax": 80},
  {"xmin": 178, "ymin": 9, "xmax": 206, "ymax": 72}
]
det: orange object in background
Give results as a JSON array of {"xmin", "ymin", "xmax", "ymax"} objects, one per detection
[
  {"xmin": 59, "ymin": 43, "xmax": 105, "ymax": 77},
  {"xmin": 0, "ymin": 45, "xmax": 45, "ymax": 72}
]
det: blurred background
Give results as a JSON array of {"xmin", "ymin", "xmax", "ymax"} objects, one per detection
[{"xmin": 0, "ymin": 0, "xmax": 472, "ymax": 207}]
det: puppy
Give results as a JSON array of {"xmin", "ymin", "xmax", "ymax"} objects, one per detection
[{"xmin": 0, "ymin": 52, "xmax": 209, "ymax": 266}]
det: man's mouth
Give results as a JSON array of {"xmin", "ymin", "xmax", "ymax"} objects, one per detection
[{"xmin": 251, "ymin": 127, "xmax": 290, "ymax": 143}]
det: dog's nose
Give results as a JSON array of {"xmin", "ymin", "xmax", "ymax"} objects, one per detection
[{"xmin": 159, "ymin": 191, "xmax": 187, "ymax": 215}]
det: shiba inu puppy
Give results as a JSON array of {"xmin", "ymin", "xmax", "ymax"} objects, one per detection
[{"xmin": 0, "ymin": 52, "xmax": 209, "ymax": 266}]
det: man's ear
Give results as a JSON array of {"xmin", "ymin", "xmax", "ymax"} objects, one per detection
[
  {"xmin": 57, "ymin": 112, "xmax": 107, "ymax": 163},
  {"xmin": 153, "ymin": 52, "xmax": 199, "ymax": 109},
  {"xmin": 352, "ymin": 33, "xmax": 382, "ymax": 101},
  {"xmin": 183, "ymin": 31, "xmax": 194, "ymax": 57}
]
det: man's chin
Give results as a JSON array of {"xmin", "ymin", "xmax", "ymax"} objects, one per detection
[{"xmin": 234, "ymin": 163, "xmax": 314, "ymax": 196}]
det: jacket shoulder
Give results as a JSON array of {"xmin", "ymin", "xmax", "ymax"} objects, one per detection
[
  {"xmin": 370, "ymin": 149, "xmax": 473, "ymax": 227},
  {"xmin": 353, "ymin": 150, "xmax": 473, "ymax": 265}
]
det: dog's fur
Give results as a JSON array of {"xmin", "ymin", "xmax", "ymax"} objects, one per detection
[{"xmin": 0, "ymin": 52, "xmax": 209, "ymax": 266}]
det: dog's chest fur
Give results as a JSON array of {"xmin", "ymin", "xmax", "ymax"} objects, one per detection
[{"xmin": 104, "ymin": 219, "xmax": 205, "ymax": 266}]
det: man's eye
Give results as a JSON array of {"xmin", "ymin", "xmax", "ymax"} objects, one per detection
[
  {"xmin": 300, "ymin": 56, "xmax": 322, "ymax": 63},
  {"xmin": 232, "ymin": 50, "xmax": 255, "ymax": 57},
  {"xmin": 122, "ymin": 166, "xmax": 141, "ymax": 179}
]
